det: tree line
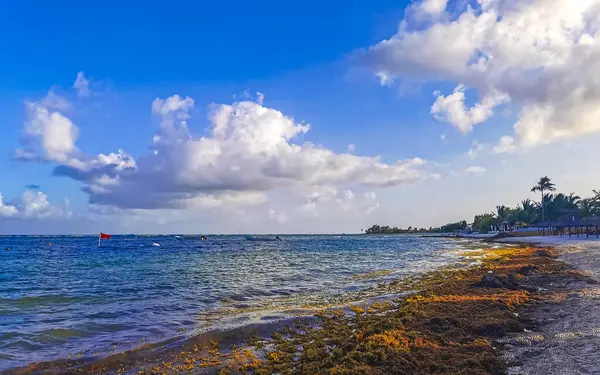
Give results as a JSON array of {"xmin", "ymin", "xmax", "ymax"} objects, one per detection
[
  {"xmin": 366, "ymin": 177, "xmax": 600, "ymax": 234},
  {"xmin": 470, "ymin": 177, "xmax": 600, "ymax": 233},
  {"xmin": 364, "ymin": 225, "xmax": 438, "ymax": 234}
]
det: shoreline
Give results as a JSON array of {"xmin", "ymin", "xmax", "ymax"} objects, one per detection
[{"xmin": 5, "ymin": 238, "xmax": 598, "ymax": 375}]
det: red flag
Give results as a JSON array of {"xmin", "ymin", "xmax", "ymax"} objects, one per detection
[{"xmin": 100, "ymin": 233, "xmax": 111, "ymax": 239}]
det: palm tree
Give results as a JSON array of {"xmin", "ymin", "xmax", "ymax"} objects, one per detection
[
  {"xmin": 515, "ymin": 199, "xmax": 538, "ymax": 226},
  {"xmin": 566, "ymin": 193, "xmax": 581, "ymax": 206},
  {"xmin": 495, "ymin": 205, "xmax": 514, "ymax": 230},
  {"xmin": 593, "ymin": 190, "xmax": 600, "ymax": 202},
  {"xmin": 579, "ymin": 198, "xmax": 598, "ymax": 218},
  {"xmin": 531, "ymin": 176, "xmax": 556, "ymax": 225}
]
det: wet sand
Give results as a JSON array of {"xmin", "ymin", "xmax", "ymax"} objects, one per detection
[{"xmin": 5, "ymin": 241, "xmax": 598, "ymax": 375}]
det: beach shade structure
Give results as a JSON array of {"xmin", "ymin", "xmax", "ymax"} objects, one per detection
[
  {"xmin": 98, "ymin": 232, "xmax": 111, "ymax": 247},
  {"xmin": 543, "ymin": 214, "xmax": 588, "ymax": 237},
  {"xmin": 582, "ymin": 216, "xmax": 600, "ymax": 238}
]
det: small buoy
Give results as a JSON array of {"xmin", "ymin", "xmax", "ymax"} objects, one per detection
[
  {"xmin": 152, "ymin": 243, "xmax": 160, "ymax": 247},
  {"xmin": 48, "ymin": 243, "xmax": 52, "ymax": 247}
]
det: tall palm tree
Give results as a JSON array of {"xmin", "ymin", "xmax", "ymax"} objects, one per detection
[
  {"xmin": 531, "ymin": 176, "xmax": 556, "ymax": 225},
  {"xmin": 593, "ymin": 190, "xmax": 600, "ymax": 202}
]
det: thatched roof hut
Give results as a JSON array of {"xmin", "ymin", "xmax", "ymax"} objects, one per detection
[{"xmin": 582, "ymin": 216, "xmax": 600, "ymax": 226}]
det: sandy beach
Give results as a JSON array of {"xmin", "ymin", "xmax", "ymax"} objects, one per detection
[{"xmin": 491, "ymin": 237, "xmax": 600, "ymax": 375}]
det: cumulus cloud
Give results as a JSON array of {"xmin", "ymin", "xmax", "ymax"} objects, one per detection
[
  {"xmin": 366, "ymin": 0, "xmax": 600, "ymax": 148},
  {"xmin": 17, "ymin": 92, "xmax": 429, "ymax": 211},
  {"xmin": 73, "ymin": 72, "xmax": 91, "ymax": 97},
  {"xmin": 465, "ymin": 166, "xmax": 487, "ymax": 174},
  {"xmin": 21, "ymin": 190, "xmax": 52, "ymax": 218},
  {"xmin": 494, "ymin": 135, "xmax": 517, "ymax": 154},
  {"xmin": 18, "ymin": 94, "xmax": 79, "ymax": 163},
  {"xmin": 0, "ymin": 194, "xmax": 18, "ymax": 217},
  {"xmin": 417, "ymin": 0, "xmax": 448, "ymax": 16},
  {"xmin": 432, "ymin": 85, "xmax": 508, "ymax": 133},
  {"xmin": 0, "ymin": 189, "xmax": 70, "ymax": 219}
]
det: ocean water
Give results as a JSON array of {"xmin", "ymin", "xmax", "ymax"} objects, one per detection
[{"xmin": 0, "ymin": 234, "xmax": 474, "ymax": 370}]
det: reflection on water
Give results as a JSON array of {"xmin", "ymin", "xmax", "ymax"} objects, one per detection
[{"xmin": 1, "ymin": 234, "xmax": 475, "ymax": 370}]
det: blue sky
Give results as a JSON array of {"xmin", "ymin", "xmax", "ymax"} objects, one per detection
[{"xmin": 2, "ymin": 0, "xmax": 600, "ymax": 234}]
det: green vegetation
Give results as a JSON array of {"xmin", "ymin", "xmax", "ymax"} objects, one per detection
[
  {"xmin": 465, "ymin": 176, "xmax": 600, "ymax": 233},
  {"xmin": 364, "ymin": 225, "xmax": 437, "ymax": 234},
  {"xmin": 439, "ymin": 221, "xmax": 468, "ymax": 233},
  {"xmin": 368, "ymin": 176, "xmax": 600, "ymax": 234},
  {"xmin": 365, "ymin": 221, "xmax": 468, "ymax": 234}
]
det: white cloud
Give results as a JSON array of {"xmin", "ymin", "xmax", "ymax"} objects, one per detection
[
  {"xmin": 407, "ymin": 0, "xmax": 449, "ymax": 23},
  {"xmin": 347, "ymin": 144, "xmax": 356, "ymax": 153},
  {"xmin": 73, "ymin": 72, "xmax": 91, "ymax": 98},
  {"xmin": 21, "ymin": 190, "xmax": 52, "ymax": 218},
  {"xmin": 256, "ymin": 92, "xmax": 265, "ymax": 105},
  {"xmin": 19, "ymin": 96, "xmax": 79, "ymax": 163},
  {"xmin": 343, "ymin": 189, "xmax": 355, "ymax": 200},
  {"xmin": 494, "ymin": 135, "xmax": 517, "ymax": 154},
  {"xmin": 365, "ymin": 191, "xmax": 377, "ymax": 200},
  {"xmin": 366, "ymin": 202, "xmax": 380, "ymax": 214},
  {"xmin": 417, "ymin": 0, "xmax": 448, "ymax": 16},
  {"xmin": 465, "ymin": 166, "xmax": 487, "ymax": 174},
  {"xmin": 268, "ymin": 209, "xmax": 287, "ymax": 223},
  {"xmin": 41, "ymin": 91, "xmax": 71, "ymax": 111},
  {"xmin": 440, "ymin": 134, "xmax": 446, "ymax": 141},
  {"xmin": 0, "ymin": 194, "xmax": 18, "ymax": 217},
  {"xmin": 19, "ymin": 93, "xmax": 429, "ymax": 211},
  {"xmin": 466, "ymin": 140, "xmax": 484, "ymax": 158},
  {"xmin": 299, "ymin": 186, "xmax": 375, "ymax": 216},
  {"xmin": 0, "ymin": 188, "xmax": 70, "ymax": 220},
  {"xmin": 431, "ymin": 85, "xmax": 508, "ymax": 133},
  {"xmin": 152, "ymin": 95, "xmax": 194, "ymax": 121},
  {"xmin": 366, "ymin": 0, "xmax": 600, "ymax": 148}
]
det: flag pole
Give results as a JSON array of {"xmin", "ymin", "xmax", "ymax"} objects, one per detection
[{"xmin": 98, "ymin": 233, "xmax": 101, "ymax": 247}]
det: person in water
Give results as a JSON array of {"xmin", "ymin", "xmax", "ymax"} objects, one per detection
[
  {"xmin": 201, "ymin": 236, "xmax": 207, "ymax": 241},
  {"xmin": 275, "ymin": 236, "xmax": 281, "ymax": 241}
]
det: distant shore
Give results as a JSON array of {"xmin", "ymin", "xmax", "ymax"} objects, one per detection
[{"xmin": 6, "ymin": 237, "xmax": 595, "ymax": 375}]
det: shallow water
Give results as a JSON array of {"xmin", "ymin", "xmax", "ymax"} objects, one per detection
[{"xmin": 0, "ymin": 234, "xmax": 473, "ymax": 370}]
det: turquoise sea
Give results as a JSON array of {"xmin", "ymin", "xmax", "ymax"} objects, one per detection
[{"xmin": 0, "ymin": 235, "xmax": 476, "ymax": 370}]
